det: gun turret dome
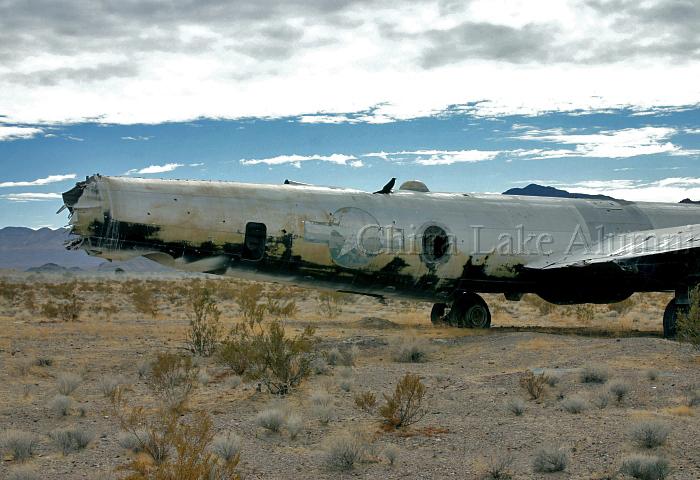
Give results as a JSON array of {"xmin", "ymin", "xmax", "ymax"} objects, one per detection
[{"xmin": 399, "ymin": 180, "xmax": 429, "ymax": 192}]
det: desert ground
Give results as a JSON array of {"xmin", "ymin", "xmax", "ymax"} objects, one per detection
[{"xmin": 1, "ymin": 272, "xmax": 699, "ymax": 480}]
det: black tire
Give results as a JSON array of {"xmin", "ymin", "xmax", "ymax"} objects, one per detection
[
  {"xmin": 430, "ymin": 303, "xmax": 447, "ymax": 325},
  {"xmin": 449, "ymin": 293, "xmax": 491, "ymax": 329},
  {"xmin": 663, "ymin": 299, "xmax": 677, "ymax": 339}
]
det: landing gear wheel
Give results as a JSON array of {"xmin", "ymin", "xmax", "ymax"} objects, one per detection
[
  {"xmin": 449, "ymin": 293, "xmax": 491, "ymax": 328},
  {"xmin": 431, "ymin": 303, "xmax": 447, "ymax": 325},
  {"xmin": 663, "ymin": 299, "xmax": 687, "ymax": 339}
]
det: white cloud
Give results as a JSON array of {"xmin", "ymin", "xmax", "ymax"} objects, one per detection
[
  {"xmin": 66, "ymin": 135, "xmax": 84, "ymax": 142},
  {"xmin": 0, "ymin": 126, "xmax": 43, "ymax": 141},
  {"xmin": 188, "ymin": 162, "xmax": 205, "ymax": 167},
  {"xmin": 515, "ymin": 127, "xmax": 687, "ymax": 159},
  {"xmin": 0, "ymin": 2, "xmax": 698, "ymax": 124},
  {"xmin": 1, "ymin": 192, "xmax": 62, "ymax": 202},
  {"xmin": 240, "ymin": 154, "xmax": 360, "ymax": 168},
  {"xmin": 365, "ymin": 149, "xmax": 500, "ymax": 165},
  {"xmin": 0, "ymin": 173, "xmax": 76, "ymax": 188},
  {"xmin": 557, "ymin": 177, "xmax": 700, "ymax": 203},
  {"xmin": 121, "ymin": 135, "xmax": 152, "ymax": 141},
  {"xmin": 125, "ymin": 163, "xmax": 184, "ymax": 175}
]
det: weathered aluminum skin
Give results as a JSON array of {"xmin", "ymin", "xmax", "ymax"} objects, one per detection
[{"xmin": 62, "ymin": 175, "xmax": 700, "ymax": 303}]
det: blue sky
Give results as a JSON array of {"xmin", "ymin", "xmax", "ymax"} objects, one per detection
[{"xmin": 1, "ymin": 0, "xmax": 699, "ymax": 228}]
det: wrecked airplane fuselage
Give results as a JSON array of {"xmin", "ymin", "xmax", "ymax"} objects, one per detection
[{"xmin": 62, "ymin": 175, "xmax": 700, "ymax": 337}]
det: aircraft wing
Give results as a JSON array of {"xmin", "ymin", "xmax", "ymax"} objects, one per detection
[{"xmin": 525, "ymin": 223, "xmax": 700, "ymax": 270}]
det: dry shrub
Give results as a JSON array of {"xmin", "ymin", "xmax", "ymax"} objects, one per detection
[
  {"xmin": 286, "ymin": 413, "xmax": 303, "ymax": 439},
  {"xmin": 186, "ymin": 288, "xmax": 222, "ymax": 357},
  {"xmin": 235, "ymin": 284, "xmax": 266, "ymax": 322},
  {"xmin": 211, "ymin": 432, "xmax": 241, "ymax": 462},
  {"xmin": 130, "ymin": 286, "xmax": 158, "ymax": 318},
  {"xmin": 562, "ymin": 395, "xmax": 587, "ymax": 414},
  {"xmin": 354, "ymin": 391, "xmax": 377, "ymax": 413},
  {"xmin": 218, "ymin": 320, "xmax": 317, "ymax": 394},
  {"xmin": 580, "ymin": 364, "xmax": 609, "ymax": 384},
  {"xmin": 609, "ymin": 381, "xmax": 631, "ymax": 403},
  {"xmin": 42, "ymin": 282, "xmax": 82, "ymax": 321},
  {"xmin": 519, "ymin": 371, "xmax": 548, "ymax": 400},
  {"xmin": 56, "ymin": 372, "xmax": 82, "ymax": 395},
  {"xmin": 533, "ymin": 447, "xmax": 568, "ymax": 473},
  {"xmin": 379, "ymin": 373, "xmax": 427, "ymax": 429},
  {"xmin": 323, "ymin": 432, "xmax": 366, "ymax": 471},
  {"xmin": 505, "ymin": 397, "xmax": 526, "ymax": 416},
  {"xmin": 2, "ymin": 430, "xmax": 38, "ymax": 462},
  {"xmin": 575, "ymin": 304, "xmax": 595, "ymax": 324},
  {"xmin": 630, "ymin": 420, "xmax": 671, "ymax": 449},
  {"xmin": 317, "ymin": 291, "xmax": 347, "ymax": 318},
  {"xmin": 393, "ymin": 339, "xmax": 430, "ymax": 363},
  {"xmin": 147, "ymin": 353, "xmax": 198, "ymax": 412},
  {"xmin": 7, "ymin": 465, "xmax": 40, "ymax": 480},
  {"xmin": 50, "ymin": 426, "xmax": 94, "ymax": 454},
  {"xmin": 484, "ymin": 454, "xmax": 514, "ymax": 479},
  {"xmin": 326, "ymin": 346, "xmax": 357, "ymax": 367},
  {"xmin": 620, "ymin": 454, "xmax": 671, "ymax": 480},
  {"xmin": 255, "ymin": 408, "xmax": 285, "ymax": 433},
  {"xmin": 608, "ymin": 298, "xmax": 634, "ymax": 315},
  {"xmin": 114, "ymin": 402, "xmax": 240, "ymax": 480},
  {"xmin": 524, "ymin": 295, "xmax": 555, "ymax": 315},
  {"xmin": 264, "ymin": 288, "xmax": 298, "ymax": 319},
  {"xmin": 678, "ymin": 286, "xmax": 700, "ymax": 349},
  {"xmin": 49, "ymin": 394, "xmax": 73, "ymax": 416}
]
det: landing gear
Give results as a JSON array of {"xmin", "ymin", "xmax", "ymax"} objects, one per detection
[
  {"xmin": 663, "ymin": 298, "xmax": 689, "ymax": 339},
  {"xmin": 431, "ymin": 292, "xmax": 491, "ymax": 329}
]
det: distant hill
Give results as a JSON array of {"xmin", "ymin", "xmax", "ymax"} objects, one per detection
[
  {"xmin": 502, "ymin": 184, "xmax": 618, "ymax": 200},
  {"xmin": 0, "ymin": 226, "xmax": 167, "ymax": 272},
  {"xmin": 680, "ymin": 198, "xmax": 700, "ymax": 205}
]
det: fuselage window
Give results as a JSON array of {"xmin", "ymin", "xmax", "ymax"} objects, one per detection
[
  {"xmin": 422, "ymin": 225, "xmax": 449, "ymax": 262},
  {"xmin": 243, "ymin": 222, "xmax": 267, "ymax": 261}
]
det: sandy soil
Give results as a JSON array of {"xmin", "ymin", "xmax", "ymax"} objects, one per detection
[{"xmin": 1, "ymin": 273, "xmax": 698, "ymax": 479}]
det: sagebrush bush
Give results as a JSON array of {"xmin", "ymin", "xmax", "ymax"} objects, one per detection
[
  {"xmin": 311, "ymin": 390, "xmax": 332, "ymax": 407},
  {"xmin": 117, "ymin": 431, "xmax": 146, "ymax": 452},
  {"xmin": 256, "ymin": 408, "xmax": 285, "ymax": 433},
  {"xmin": 393, "ymin": 340, "xmax": 430, "ymax": 363},
  {"xmin": 7, "ymin": 466, "xmax": 40, "ymax": 480},
  {"xmin": 310, "ymin": 357, "xmax": 329, "ymax": 374},
  {"xmin": 49, "ymin": 394, "xmax": 73, "ymax": 416},
  {"xmin": 484, "ymin": 454, "xmax": 514, "ymax": 479},
  {"xmin": 580, "ymin": 364, "xmax": 609, "ymax": 384},
  {"xmin": 677, "ymin": 286, "xmax": 700, "ymax": 348},
  {"xmin": 506, "ymin": 397, "xmax": 526, "ymax": 416},
  {"xmin": 211, "ymin": 432, "xmax": 241, "ymax": 462},
  {"xmin": 286, "ymin": 413, "xmax": 303, "ymax": 440},
  {"xmin": 317, "ymin": 291, "xmax": 347, "ymax": 318},
  {"xmin": 313, "ymin": 404, "xmax": 333, "ymax": 425},
  {"xmin": 98, "ymin": 375, "xmax": 126, "ymax": 400},
  {"xmin": 56, "ymin": 372, "xmax": 82, "ymax": 395},
  {"xmin": 383, "ymin": 445, "xmax": 399, "ymax": 466},
  {"xmin": 630, "ymin": 421, "xmax": 671, "ymax": 449},
  {"xmin": 519, "ymin": 371, "xmax": 548, "ymax": 400},
  {"xmin": 50, "ymin": 426, "xmax": 94, "ymax": 454},
  {"xmin": 533, "ymin": 447, "xmax": 568, "ymax": 473},
  {"xmin": 620, "ymin": 454, "xmax": 671, "ymax": 480},
  {"xmin": 592, "ymin": 391, "xmax": 610, "ymax": 409},
  {"xmin": 326, "ymin": 346, "xmax": 356, "ymax": 367},
  {"xmin": 562, "ymin": 395, "xmax": 587, "ymax": 414},
  {"xmin": 147, "ymin": 352, "xmax": 198, "ymax": 412},
  {"xmin": 2, "ymin": 430, "xmax": 38, "ymax": 461},
  {"xmin": 609, "ymin": 381, "xmax": 631, "ymax": 403},
  {"xmin": 324, "ymin": 433, "xmax": 364, "ymax": 471},
  {"xmin": 186, "ymin": 288, "xmax": 222, "ymax": 357},
  {"xmin": 354, "ymin": 391, "xmax": 377, "ymax": 413},
  {"xmin": 379, "ymin": 373, "xmax": 427, "ymax": 429}
]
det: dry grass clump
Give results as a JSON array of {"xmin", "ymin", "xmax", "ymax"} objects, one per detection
[
  {"xmin": 6, "ymin": 466, "xmax": 40, "ymax": 480},
  {"xmin": 310, "ymin": 357, "xmax": 329, "ymax": 374},
  {"xmin": 49, "ymin": 394, "xmax": 73, "ymax": 416},
  {"xmin": 117, "ymin": 431, "xmax": 147, "ymax": 452},
  {"xmin": 41, "ymin": 282, "xmax": 82, "ymax": 322},
  {"xmin": 317, "ymin": 291, "xmax": 348, "ymax": 318},
  {"xmin": 580, "ymin": 364, "xmax": 609, "ymax": 384},
  {"xmin": 98, "ymin": 375, "xmax": 127, "ymax": 400},
  {"xmin": 255, "ymin": 408, "xmax": 286, "ymax": 433},
  {"xmin": 354, "ymin": 391, "xmax": 377, "ymax": 413},
  {"xmin": 326, "ymin": 346, "xmax": 358, "ymax": 367},
  {"xmin": 620, "ymin": 454, "xmax": 671, "ymax": 480},
  {"xmin": 211, "ymin": 432, "xmax": 241, "ymax": 462},
  {"xmin": 484, "ymin": 454, "xmax": 514, "ymax": 479},
  {"xmin": 524, "ymin": 295, "xmax": 555, "ymax": 315},
  {"xmin": 226, "ymin": 375, "xmax": 242, "ymax": 389},
  {"xmin": 562, "ymin": 395, "xmax": 587, "ymax": 414},
  {"xmin": 646, "ymin": 369, "xmax": 660, "ymax": 381},
  {"xmin": 383, "ymin": 445, "xmax": 399, "ymax": 466},
  {"xmin": 56, "ymin": 372, "xmax": 82, "ymax": 395},
  {"xmin": 505, "ymin": 397, "xmax": 526, "ymax": 416},
  {"xmin": 686, "ymin": 389, "xmax": 700, "ymax": 407},
  {"xmin": 519, "ymin": 371, "xmax": 549, "ymax": 400},
  {"xmin": 591, "ymin": 391, "xmax": 610, "ymax": 409},
  {"xmin": 286, "ymin": 413, "xmax": 303, "ymax": 440},
  {"xmin": 129, "ymin": 285, "xmax": 158, "ymax": 318},
  {"xmin": 630, "ymin": 421, "xmax": 671, "ymax": 449},
  {"xmin": 14, "ymin": 358, "xmax": 33, "ymax": 377},
  {"xmin": 379, "ymin": 373, "xmax": 427, "ymax": 429},
  {"xmin": 2, "ymin": 430, "xmax": 38, "ymax": 462},
  {"xmin": 533, "ymin": 447, "xmax": 568, "ymax": 473},
  {"xmin": 50, "ymin": 426, "xmax": 94, "ymax": 454},
  {"xmin": 337, "ymin": 366, "xmax": 353, "ymax": 392},
  {"xmin": 35, "ymin": 357, "xmax": 53, "ymax": 367},
  {"xmin": 393, "ymin": 339, "xmax": 431, "ymax": 363},
  {"xmin": 608, "ymin": 298, "xmax": 634, "ymax": 315},
  {"xmin": 323, "ymin": 432, "xmax": 366, "ymax": 471},
  {"xmin": 609, "ymin": 381, "xmax": 631, "ymax": 403}
]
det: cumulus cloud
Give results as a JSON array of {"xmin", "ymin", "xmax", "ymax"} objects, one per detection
[
  {"xmin": 1, "ymin": 192, "xmax": 62, "ymax": 202},
  {"xmin": 240, "ymin": 154, "xmax": 360, "ymax": 168},
  {"xmin": 514, "ymin": 127, "xmax": 690, "ymax": 159},
  {"xmin": 0, "ymin": 126, "xmax": 43, "ymax": 141},
  {"xmin": 125, "ymin": 163, "xmax": 184, "ymax": 175},
  {"xmin": 0, "ymin": 174, "xmax": 76, "ymax": 188},
  {"xmin": 0, "ymin": 0, "xmax": 698, "ymax": 124}
]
